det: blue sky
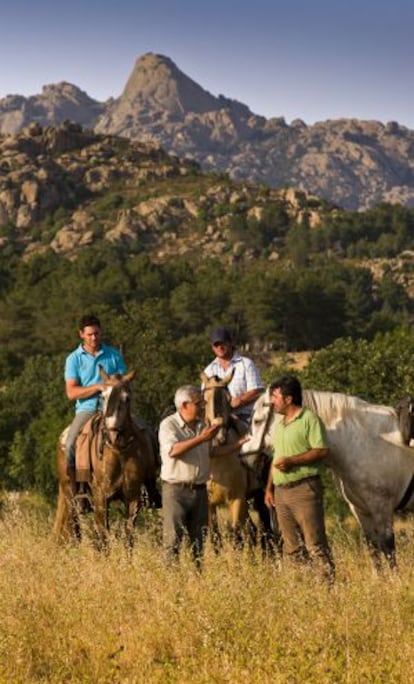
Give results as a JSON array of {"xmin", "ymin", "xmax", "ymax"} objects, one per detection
[{"xmin": 1, "ymin": 0, "xmax": 413, "ymax": 128}]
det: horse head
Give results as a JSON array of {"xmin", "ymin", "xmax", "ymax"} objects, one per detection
[
  {"xmin": 201, "ymin": 368, "xmax": 235, "ymax": 445},
  {"xmin": 240, "ymin": 388, "xmax": 275, "ymax": 457},
  {"xmin": 395, "ymin": 394, "xmax": 414, "ymax": 445},
  {"xmin": 99, "ymin": 366, "xmax": 136, "ymax": 447}
]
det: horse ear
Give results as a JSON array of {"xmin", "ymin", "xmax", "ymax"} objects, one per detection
[
  {"xmin": 200, "ymin": 372, "xmax": 209, "ymax": 385},
  {"xmin": 99, "ymin": 365, "xmax": 110, "ymax": 381},
  {"xmin": 123, "ymin": 370, "xmax": 136, "ymax": 383}
]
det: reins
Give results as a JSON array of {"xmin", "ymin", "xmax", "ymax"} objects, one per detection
[
  {"xmin": 241, "ymin": 400, "xmax": 274, "ymax": 456},
  {"xmin": 94, "ymin": 380, "xmax": 136, "ymax": 457}
]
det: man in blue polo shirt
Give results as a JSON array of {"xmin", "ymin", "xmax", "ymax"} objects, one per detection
[
  {"xmin": 64, "ymin": 314, "xmax": 127, "ymax": 491},
  {"xmin": 65, "ymin": 314, "xmax": 162, "ymax": 506}
]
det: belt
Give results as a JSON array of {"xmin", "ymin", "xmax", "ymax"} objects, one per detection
[
  {"xmin": 276, "ymin": 474, "xmax": 320, "ymax": 489},
  {"xmin": 162, "ymin": 481, "xmax": 207, "ymax": 490}
]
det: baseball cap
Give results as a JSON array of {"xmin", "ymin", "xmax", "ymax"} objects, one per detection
[{"xmin": 210, "ymin": 327, "xmax": 233, "ymax": 344}]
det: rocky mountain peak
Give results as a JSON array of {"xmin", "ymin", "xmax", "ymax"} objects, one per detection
[
  {"xmin": 40, "ymin": 81, "xmax": 94, "ymax": 102},
  {"xmin": 119, "ymin": 52, "xmax": 224, "ymax": 117},
  {"xmin": 1, "ymin": 53, "xmax": 414, "ymax": 209},
  {"xmin": 0, "ymin": 81, "xmax": 104, "ymax": 136}
]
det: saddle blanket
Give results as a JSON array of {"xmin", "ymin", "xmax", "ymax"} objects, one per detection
[{"xmin": 60, "ymin": 419, "xmax": 95, "ymax": 483}]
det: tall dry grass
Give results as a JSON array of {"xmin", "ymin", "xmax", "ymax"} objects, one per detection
[{"xmin": 0, "ymin": 497, "xmax": 414, "ymax": 683}]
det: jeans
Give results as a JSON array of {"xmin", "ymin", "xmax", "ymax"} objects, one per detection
[{"xmin": 65, "ymin": 411, "xmax": 95, "ymax": 469}]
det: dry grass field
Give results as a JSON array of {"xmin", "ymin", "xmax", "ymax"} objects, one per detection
[{"xmin": 0, "ymin": 496, "xmax": 414, "ymax": 684}]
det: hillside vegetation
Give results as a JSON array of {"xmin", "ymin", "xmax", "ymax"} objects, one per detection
[
  {"xmin": 2, "ymin": 126, "xmax": 414, "ymax": 498},
  {"xmin": 1, "ymin": 123, "xmax": 414, "ymax": 268}
]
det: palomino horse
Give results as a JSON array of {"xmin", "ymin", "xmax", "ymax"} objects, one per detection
[
  {"xmin": 202, "ymin": 371, "xmax": 277, "ymax": 549},
  {"xmin": 53, "ymin": 368, "xmax": 158, "ymax": 547},
  {"xmin": 243, "ymin": 388, "xmax": 414, "ymax": 567}
]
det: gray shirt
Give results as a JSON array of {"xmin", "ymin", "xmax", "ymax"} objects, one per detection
[{"xmin": 159, "ymin": 411, "xmax": 210, "ymax": 485}]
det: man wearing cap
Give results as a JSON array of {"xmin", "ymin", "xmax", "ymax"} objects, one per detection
[{"xmin": 204, "ymin": 326, "xmax": 264, "ymax": 429}]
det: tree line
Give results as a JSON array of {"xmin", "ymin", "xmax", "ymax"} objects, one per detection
[
  {"xmin": 1, "ymin": 239, "xmax": 414, "ymax": 500},
  {"xmin": 0, "ymin": 239, "xmax": 412, "ymax": 379}
]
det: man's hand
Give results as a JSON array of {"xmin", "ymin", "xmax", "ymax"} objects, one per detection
[
  {"xmin": 273, "ymin": 457, "xmax": 293, "ymax": 472},
  {"xmin": 264, "ymin": 488, "xmax": 274, "ymax": 509},
  {"xmin": 199, "ymin": 424, "xmax": 220, "ymax": 442}
]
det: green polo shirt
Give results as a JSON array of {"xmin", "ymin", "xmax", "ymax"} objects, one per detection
[{"xmin": 272, "ymin": 407, "xmax": 328, "ymax": 486}]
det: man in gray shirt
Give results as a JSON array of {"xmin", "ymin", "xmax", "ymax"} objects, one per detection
[{"xmin": 159, "ymin": 385, "xmax": 220, "ymax": 565}]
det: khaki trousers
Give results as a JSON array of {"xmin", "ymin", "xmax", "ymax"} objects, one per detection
[{"xmin": 273, "ymin": 476, "xmax": 334, "ymax": 579}]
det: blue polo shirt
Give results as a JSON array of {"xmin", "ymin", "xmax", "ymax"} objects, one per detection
[{"xmin": 65, "ymin": 343, "xmax": 126, "ymax": 413}]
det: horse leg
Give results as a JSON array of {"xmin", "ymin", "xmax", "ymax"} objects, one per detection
[
  {"xmin": 254, "ymin": 458, "xmax": 282, "ymax": 555},
  {"xmin": 353, "ymin": 507, "xmax": 397, "ymax": 570},
  {"xmin": 208, "ymin": 503, "xmax": 222, "ymax": 553},
  {"xmin": 124, "ymin": 497, "xmax": 140, "ymax": 551},
  {"xmin": 228, "ymin": 498, "xmax": 248, "ymax": 549},
  {"xmin": 52, "ymin": 485, "xmax": 68, "ymax": 541},
  {"xmin": 138, "ymin": 426, "xmax": 162, "ymax": 509},
  {"xmin": 93, "ymin": 485, "xmax": 109, "ymax": 551},
  {"xmin": 52, "ymin": 483, "xmax": 81, "ymax": 542},
  {"xmin": 250, "ymin": 488, "xmax": 282, "ymax": 557}
]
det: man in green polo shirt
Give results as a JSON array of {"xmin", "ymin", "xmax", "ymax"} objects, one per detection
[{"xmin": 264, "ymin": 375, "xmax": 334, "ymax": 581}]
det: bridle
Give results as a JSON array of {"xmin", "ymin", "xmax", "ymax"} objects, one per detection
[
  {"xmin": 100, "ymin": 380, "xmax": 135, "ymax": 451},
  {"xmin": 203, "ymin": 384, "xmax": 233, "ymax": 446}
]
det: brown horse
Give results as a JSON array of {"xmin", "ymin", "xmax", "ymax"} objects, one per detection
[
  {"xmin": 202, "ymin": 370, "xmax": 260, "ymax": 547},
  {"xmin": 202, "ymin": 370, "xmax": 279, "ymax": 551},
  {"xmin": 52, "ymin": 368, "xmax": 158, "ymax": 547}
]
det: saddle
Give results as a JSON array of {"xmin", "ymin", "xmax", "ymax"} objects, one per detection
[{"xmin": 75, "ymin": 414, "xmax": 102, "ymax": 483}]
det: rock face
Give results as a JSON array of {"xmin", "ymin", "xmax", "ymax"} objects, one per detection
[
  {"xmin": 112, "ymin": 52, "xmax": 223, "ymax": 117},
  {"xmin": 2, "ymin": 124, "xmax": 414, "ymax": 299},
  {"xmin": 1, "ymin": 53, "xmax": 414, "ymax": 209},
  {"xmin": 0, "ymin": 82, "xmax": 104, "ymax": 136},
  {"xmin": 0, "ymin": 123, "xmax": 333, "ymax": 262}
]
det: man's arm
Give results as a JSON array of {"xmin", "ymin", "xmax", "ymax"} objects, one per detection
[
  {"xmin": 230, "ymin": 358, "xmax": 263, "ymax": 409},
  {"xmin": 211, "ymin": 435, "xmax": 249, "ymax": 458},
  {"xmin": 168, "ymin": 425, "xmax": 219, "ymax": 458},
  {"xmin": 264, "ymin": 457, "xmax": 275, "ymax": 508},
  {"xmin": 274, "ymin": 448, "xmax": 329, "ymax": 472},
  {"xmin": 230, "ymin": 388, "xmax": 262, "ymax": 410},
  {"xmin": 65, "ymin": 378, "xmax": 104, "ymax": 402}
]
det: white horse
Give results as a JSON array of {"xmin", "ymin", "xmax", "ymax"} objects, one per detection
[{"xmin": 241, "ymin": 388, "xmax": 414, "ymax": 567}]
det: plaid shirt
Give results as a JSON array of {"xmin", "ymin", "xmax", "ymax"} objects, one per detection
[{"xmin": 203, "ymin": 353, "xmax": 263, "ymax": 419}]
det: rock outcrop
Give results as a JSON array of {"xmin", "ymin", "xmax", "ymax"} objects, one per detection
[
  {"xmin": 0, "ymin": 82, "xmax": 104, "ymax": 136},
  {"xmin": 0, "ymin": 124, "xmax": 335, "ymax": 262}
]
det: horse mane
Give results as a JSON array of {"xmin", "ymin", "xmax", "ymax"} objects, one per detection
[
  {"xmin": 303, "ymin": 389, "xmax": 401, "ymax": 441},
  {"xmin": 204, "ymin": 374, "xmax": 227, "ymax": 386},
  {"xmin": 303, "ymin": 389, "xmax": 396, "ymax": 419},
  {"xmin": 253, "ymin": 387, "xmax": 399, "ymax": 436}
]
